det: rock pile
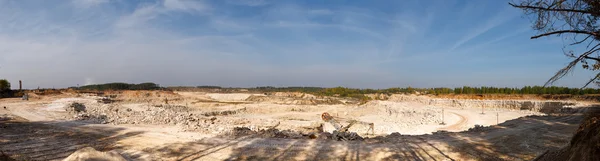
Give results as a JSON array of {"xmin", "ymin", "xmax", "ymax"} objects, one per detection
[
  {"xmin": 202, "ymin": 108, "xmax": 246, "ymax": 116},
  {"xmin": 230, "ymin": 127, "xmax": 364, "ymax": 141},
  {"xmin": 231, "ymin": 127, "xmax": 306, "ymax": 139},
  {"xmin": 468, "ymin": 124, "xmax": 487, "ymax": 132},
  {"xmin": 332, "ymin": 130, "xmax": 363, "ymax": 141},
  {"xmin": 65, "ymin": 102, "xmax": 86, "ymax": 113},
  {"xmin": 65, "ymin": 101, "xmax": 254, "ymax": 133}
]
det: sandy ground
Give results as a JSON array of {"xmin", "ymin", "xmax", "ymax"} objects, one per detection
[{"xmin": 0, "ymin": 92, "xmax": 592, "ymax": 160}]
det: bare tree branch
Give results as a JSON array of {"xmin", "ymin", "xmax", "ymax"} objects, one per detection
[
  {"xmin": 545, "ymin": 43, "xmax": 600, "ymax": 86},
  {"xmin": 514, "ymin": 0, "xmax": 600, "ymax": 87},
  {"xmin": 570, "ymin": 35, "xmax": 592, "ymax": 45},
  {"xmin": 584, "ymin": 55, "xmax": 600, "ymax": 62},
  {"xmin": 583, "ymin": 73, "xmax": 600, "ymax": 88},
  {"xmin": 509, "ymin": 3, "xmax": 594, "ymax": 14},
  {"xmin": 531, "ymin": 30, "xmax": 598, "ymax": 39}
]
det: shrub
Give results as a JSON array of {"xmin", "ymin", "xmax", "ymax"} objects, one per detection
[{"xmin": 0, "ymin": 79, "xmax": 10, "ymax": 92}]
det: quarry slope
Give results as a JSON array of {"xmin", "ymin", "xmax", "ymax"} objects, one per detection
[{"xmin": 0, "ymin": 91, "xmax": 592, "ymax": 160}]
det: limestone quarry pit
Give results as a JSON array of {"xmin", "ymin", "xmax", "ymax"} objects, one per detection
[{"xmin": 0, "ymin": 91, "xmax": 593, "ymax": 160}]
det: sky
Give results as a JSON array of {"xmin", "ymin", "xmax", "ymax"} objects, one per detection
[{"xmin": 0, "ymin": 0, "xmax": 596, "ymax": 89}]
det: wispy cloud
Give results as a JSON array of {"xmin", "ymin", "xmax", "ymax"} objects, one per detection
[
  {"xmin": 163, "ymin": 0, "xmax": 210, "ymax": 12},
  {"xmin": 449, "ymin": 6, "xmax": 518, "ymax": 51},
  {"xmin": 71, "ymin": 0, "xmax": 109, "ymax": 8},
  {"xmin": 225, "ymin": 0, "xmax": 269, "ymax": 6}
]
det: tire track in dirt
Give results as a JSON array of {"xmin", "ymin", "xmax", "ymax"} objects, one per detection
[{"xmin": 438, "ymin": 112, "xmax": 468, "ymax": 131}]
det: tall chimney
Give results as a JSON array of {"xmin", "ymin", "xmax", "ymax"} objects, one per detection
[{"xmin": 19, "ymin": 80, "xmax": 22, "ymax": 91}]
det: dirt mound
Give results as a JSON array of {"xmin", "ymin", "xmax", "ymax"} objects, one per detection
[
  {"xmin": 63, "ymin": 147, "xmax": 127, "ymax": 161},
  {"xmin": 536, "ymin": 107, "xmax": 600, "ymax": 161}
]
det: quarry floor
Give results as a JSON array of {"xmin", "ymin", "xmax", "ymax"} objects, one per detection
[{"xmin": 0, "ymin": 92, "xmax": 593, "ymax": 160}]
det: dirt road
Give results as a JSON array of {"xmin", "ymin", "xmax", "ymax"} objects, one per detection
[{"xmin": 438, "ymin": 112, "xmax": 468, "ymax": 131}]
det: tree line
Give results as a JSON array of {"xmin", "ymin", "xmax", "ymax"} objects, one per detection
[
  {"xmin": 166, "ymin": 86, "xmax": 600, "ymax": 99},
  {"xmin": 248, "ymin": 86, "xmax": 600, "ymax": 96},
  {"xmin": 67, "ymin": 84, "xmax": 600, "ymax": 95},
  {"xmin": 74, "ymin": 82, "xmax": 161, "ymax": 91}
]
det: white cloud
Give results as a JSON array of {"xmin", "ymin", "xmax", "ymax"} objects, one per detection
[
  {"xmin": 163, "ymin": 0, "xmax": 209, "ymax": 12},
  {"xmin": 226, "ymin": 0, "xmax": 269, "ymax": 6},
  {"xmin": 114, "ymin": 4, "xmax": 160, "ymax": 29},
  {"xmin": 72, "ymin": 0, "xmax": 109, "ymax": 8}
]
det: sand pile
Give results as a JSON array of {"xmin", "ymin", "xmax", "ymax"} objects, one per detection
[{"xmin": 63, "ymin": 147, "xmax": 127, "ymax": 161}]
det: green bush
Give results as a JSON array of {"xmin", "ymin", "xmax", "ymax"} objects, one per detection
[{"xmin": 0, "ymin": 79, "xmax": 10, "ymax": 92}]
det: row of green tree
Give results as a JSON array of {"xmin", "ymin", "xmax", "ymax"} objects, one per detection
[
  {"xmin": 168, "ymin": 85, "xmax": 600, "ymax": 97},
  {"xmin": 443, "ymin": 86, "xmax": 600, "ymax": 95},
  {"xmin": 247, "ymin": 86, "xmax": 600, "ymax": 96},
  {"xmin": 75, "ymin": 82, "xmax": 161, "ymax": 91}
]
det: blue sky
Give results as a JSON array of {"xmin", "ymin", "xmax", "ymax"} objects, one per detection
[{"xmin": 0, "ymin": 0, "xmax": 595, "ymax": 89}]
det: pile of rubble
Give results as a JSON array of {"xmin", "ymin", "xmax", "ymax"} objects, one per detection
[
  {"xmin": 230, "ymin": 127, "xmax": 364, "ymax": 141},
  {"xmin": 65, "ymin": 102, "xmax": 108, "ymax": 124},
  {"xmin": 202, "ymin": 108, "xmax": 246, "ymax": 116},
  {"xmin": 467, "ymin": 124, "xmax": 488, "ymax": 132},
  {"xmin": 65, "ymin": 102, "xmax": 86, "ymax": 113},
  {"xmin": 64, "ymin": 101, "xmax": 255, "ymax": 134},
  {"xmin": 331, "ymin": 130, "xmax": 363, "ymax": 141}
]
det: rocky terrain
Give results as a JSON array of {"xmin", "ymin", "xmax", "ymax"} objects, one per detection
[{"xmin": 0, "ymin": 91, "xmax": 592, "ymax": 160}]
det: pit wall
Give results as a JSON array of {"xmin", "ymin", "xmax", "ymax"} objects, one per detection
[{"xmin": 388, "ymin": 94, "xmax": 578, "ymax": 113}]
